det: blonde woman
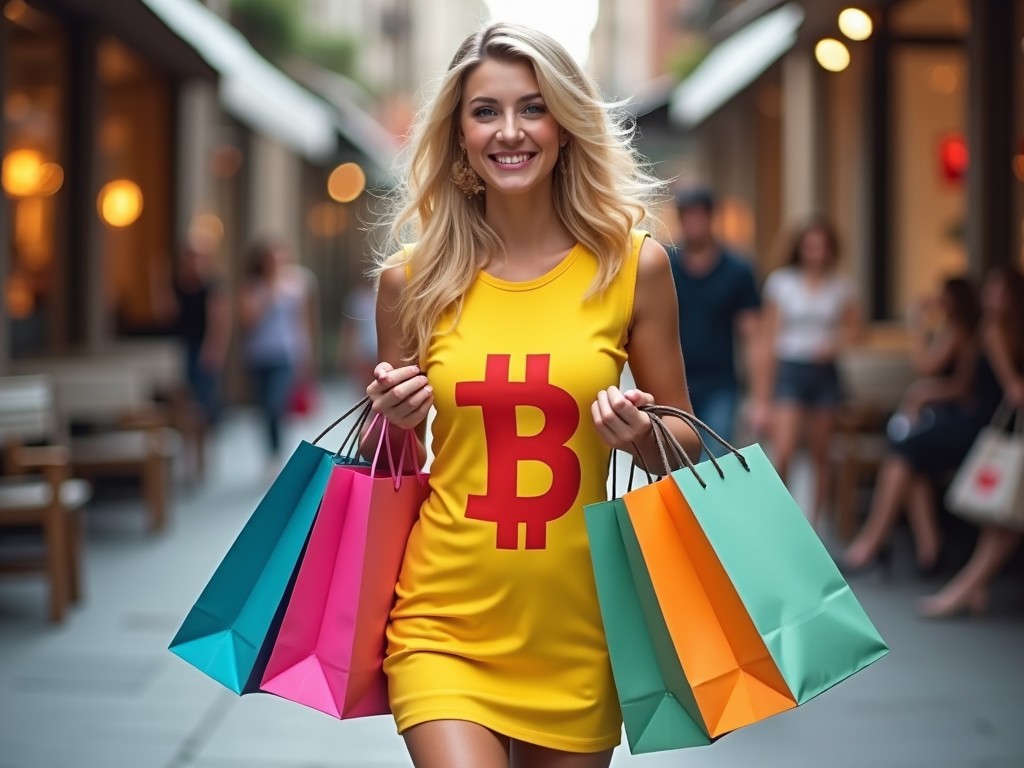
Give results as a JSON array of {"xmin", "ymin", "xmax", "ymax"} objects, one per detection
[{"xmin": 362, "ymin": 23, "xmax": 700, "ymax": 768}]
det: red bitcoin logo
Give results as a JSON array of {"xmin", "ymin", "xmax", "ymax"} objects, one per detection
[{"xmin": 456, "ymin": 354, "xmax": 581, "ymax": 549}]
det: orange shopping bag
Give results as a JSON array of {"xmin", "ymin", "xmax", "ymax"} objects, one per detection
[{"xmin": 622, "ymin": 460, "xmax": 797, "ymax": 737}]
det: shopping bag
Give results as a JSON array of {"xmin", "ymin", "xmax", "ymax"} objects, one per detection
[
  {"xmin": 641, "ymin": 406, "xmax": 889, "ymax": 706},
  {"xmin": 946, "ymin": 403, "xmax": 1024, "ymax": 530},
  {"xmin": 585, "ymin": 497, "xmax": 712, "ymax": 753},
  {"xmin": 260, "ymin": 420, "xmax": 428, "ymax": 718},
  {"xmin": 168, "ymin": 399, "xmax": 371, "ymax": 694},
  {"xmin": 622, "ymin": 477, "xmax": 797, "ymax": 737}
]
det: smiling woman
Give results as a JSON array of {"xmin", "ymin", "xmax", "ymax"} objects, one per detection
[{"xmin": 362, "ymin": 22, "xmax": 701, "ymax": 768}]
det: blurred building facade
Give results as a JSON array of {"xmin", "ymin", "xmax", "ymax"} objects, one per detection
[
  {"xmin": 0, "ymin": 0, "xmax": 396, "ymax": 384},
  {"xmin": 615, "ymin": 0, "xmax": 1024, "ymax": 319}
]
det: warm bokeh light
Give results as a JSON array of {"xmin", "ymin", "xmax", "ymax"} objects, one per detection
[
  {"xmin": 815, "ymin": 38, "xmax": 851, "ymax": 72},
  {"xmin": 307, "ymin": 201, "xmax": 350, "ymax": 238},
  {"xmin": 4, "ymin": 274, "xmax": 34, "ymax": 319},
  {"xmin": 327, "ymin": 162, "xmax": 366, "ymax": 203},
  {"xmin": 189, "ymin": 212, "xmax": 225, "ymax": 247},
  {"xmin": 2, "ymin": 148, "xmax": 43, "ymax": 197},
  {"xmin": 838, "ymin": 8, "xmax": 873, "ymax": 41},
  {"xmin": 3, "ymin": 0, "xmax": 27, "ymax": 23},
  {"xmin": 928, "ymin": 64, "xmax": 959, "ymax": 94},
  {"xmin": 938, "ymin": 134, "xmax": 968, "ymax": 184},
  {"xmin": 1013, "ymin": 155, "xmax": 1024, "ymax": 183},
  {"xmin": 97, "ymin": 179, "xmax": 144, "ymax": 227}
]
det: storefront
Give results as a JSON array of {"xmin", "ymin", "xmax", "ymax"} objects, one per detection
[{"xmin": 646, "ymin": 0, "xmax": 1024, "ymax": 320}]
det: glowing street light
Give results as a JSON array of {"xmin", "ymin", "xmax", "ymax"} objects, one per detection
[{"xmin": 327, "ymin": 162, "xmax": 366, "ymax": 203}]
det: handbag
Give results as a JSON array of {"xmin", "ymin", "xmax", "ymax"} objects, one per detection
[
  {"xmin": 260, "ymin": 415, "xmax": 428, "ymax": 718},
  {"xmin": 946, "ymin": 402, "xmax": 1024, "ymax": 530},
  {"xmin": 168, "ymin": 399, "xmax": 372, "ymax": 694}
]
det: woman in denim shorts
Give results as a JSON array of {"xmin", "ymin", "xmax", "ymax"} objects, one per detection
[{"xmin": 762, "ymin": 217, "xmax": 862, "ymax": 526}]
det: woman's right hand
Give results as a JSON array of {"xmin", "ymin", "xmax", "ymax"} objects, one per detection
[{"xmin": 366, "ymin": 362, "xmax": 433, "ymax": 429}]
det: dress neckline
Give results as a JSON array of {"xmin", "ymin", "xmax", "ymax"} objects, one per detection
[{"xmin": 477, "ymin": 243, "xmax": 582, "ymax": 292}]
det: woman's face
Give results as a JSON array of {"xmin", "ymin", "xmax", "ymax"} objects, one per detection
[
  {"xmin": 458, "ymin": 57, "xmax": 566, "ymax": 199},
  {"xmin": 798, "ymin": 228, "xmax": 832, "ymax": 271}
]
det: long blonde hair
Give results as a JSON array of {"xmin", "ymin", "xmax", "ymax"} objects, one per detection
[{"xmin": 376, "ymin": 22, "xmax": 662, "ymax": 362}]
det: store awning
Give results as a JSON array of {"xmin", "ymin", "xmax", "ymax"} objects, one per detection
[
  {"xmin": 138, "ymin": 0, "xmax": 338, "ymax": 163},
  {"xmin": 669, "ymin": 2, "xmax": 805, "ymax": 129}
]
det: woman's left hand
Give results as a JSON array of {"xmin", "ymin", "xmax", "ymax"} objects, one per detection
[{"xmin": 591, "ymin": 386, "xmax": 655, "ymax": 451}]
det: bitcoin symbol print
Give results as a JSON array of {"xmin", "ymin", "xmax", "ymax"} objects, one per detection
[{"xmin": 455, "ymin": 354, "xmax": 581, "ymax": 549}]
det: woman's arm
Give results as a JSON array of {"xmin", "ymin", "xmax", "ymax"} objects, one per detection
[
  {"xmin": 238, "ymin": 280, "xmax": 266, "ymax": 330},
  {"xmin": 983, "ymin": 321, "xmax": 1024, "ymax": 406},
  {"xmin": 361, "ymin": 263, "xmax": 431, "ymax": 467},
  {"xmin": 593, "ymin": 238, "xmax": 702, "ymax": 470},
  {"xmin": 905, "ymin": 337, "xmax": 978, "ymax": 410},
  {"xmin": 909, "ymin": 328, "xmax": 961, "ymax": 377},
  {"xmin": 200, "ymin": 287, "xmax": 231, "ymax": 370}
]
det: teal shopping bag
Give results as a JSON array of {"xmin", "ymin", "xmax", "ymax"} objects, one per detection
[
  {"xmin": 169, "ymin": 440, "xmax": 334, "ymax": 693},
  {"xmin": 647, "ymin": 407, "xmax": 889, "ymax": 704},
  {"xmin": 169, "ymin": 398, "xmax": 373, "ymax": 694},
  {"xmin": 585, "ymin": 498, "xmax": 711, "ymax": 753}
]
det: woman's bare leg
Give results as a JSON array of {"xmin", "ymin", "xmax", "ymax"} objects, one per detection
[
  {"xmin": 770, "ymin": 403, "xmax": 804, "ymax": 485},
  {"xmin": 807, "ymin": 407, "xmax": 837, "ymax": 529},
  {"xmin": 919, "ymin": 526, "xmax": 1022, "ymax": 618},
  {"xmin": 404, "ymin": 720, "xmax": 511, "ymax": 768},
  {"xmin": 842, "ymin": 455, "xmax": 913, "ymax": 568},
  {"xmin": 905, "ymin": 475, "xmax": 942, "ymax": 570},
  {"xmin": 511, "ymin": 741, "xmax": 614, "ymax": 768}
]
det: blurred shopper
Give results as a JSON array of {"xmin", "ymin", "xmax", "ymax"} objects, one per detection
[
  {"xmin": 917, "ymin": 266, "xmax": 1024, "ymax": 618},
  {"xmin": 240, "ymin": 238, "xmax": 315, "ymax": 469},
  {"xmin": 151, "ymin": 242, "xmax": 231, "ymax": 481},
  {"xmin": 762, "ymin": 216, "xmax": 862, "ymax": 526},
  {"xmin": 844, "ymin": 267, "xmax": 1024, "ymax": 577},
  {"xmin": 667, "ymin": 186, "xmax": 765, "ymax": 451},
  {"xmin": 885, "ymin": 277, "xmax": 981, "ymax": 444}
]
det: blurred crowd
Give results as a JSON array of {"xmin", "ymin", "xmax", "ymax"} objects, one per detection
[{"xmin": 667, "ymin": 185, "xmax": 1024, "ymax": 623}]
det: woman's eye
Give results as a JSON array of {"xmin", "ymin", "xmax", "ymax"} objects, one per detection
[
  {"xmin": 473, "ymin": 107, "xmax": 497, "ymax": 118},
  {"xmin": 523, "ymin": 103, "xmax": 546, "ymax": 115}
]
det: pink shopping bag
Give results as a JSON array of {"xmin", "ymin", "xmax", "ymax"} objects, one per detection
[{"xmin": 259, "ymin": 417, "xmax": 428, "ymax": 718}]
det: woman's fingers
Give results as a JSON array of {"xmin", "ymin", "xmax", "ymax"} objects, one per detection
[{"xmin": 593, "ymin": 387, "xmax": 652, "ymax": 447}]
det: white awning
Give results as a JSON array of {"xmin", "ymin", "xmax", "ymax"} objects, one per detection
[
  {"xmin": 139, "ymin": 0, "xmax": 338, "ymax": 163},
  {"xmin": 669, "ymin": 2, "xmax": 805, "ymax": 129}
]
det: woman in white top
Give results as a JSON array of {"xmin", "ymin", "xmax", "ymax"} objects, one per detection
[{"xmin": 761, "ymin": 217, "xmax": 862, "ymax": 526}]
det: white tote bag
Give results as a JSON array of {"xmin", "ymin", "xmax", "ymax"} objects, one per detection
[{"xmin": 946, "ymin": 403, "xmax": 1024, "ymax": 530}]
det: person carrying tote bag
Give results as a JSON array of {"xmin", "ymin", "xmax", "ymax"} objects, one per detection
[{"xmin": 946, "ymin": 401, "xmax": 1024, "ymax": 530}]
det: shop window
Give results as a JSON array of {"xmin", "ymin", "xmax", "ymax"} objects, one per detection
[
  {"xmin": 2, "ymin": 2, "xmax": 67, "ymax": 357},
  {"xmin": 96, "ymin": 37, "xmax": 172, "ymax": 335}
]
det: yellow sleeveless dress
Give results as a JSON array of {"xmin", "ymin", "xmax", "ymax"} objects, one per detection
[{"xmin": 385, "ymin": 231, "xmax": 647, "ymax": 752}]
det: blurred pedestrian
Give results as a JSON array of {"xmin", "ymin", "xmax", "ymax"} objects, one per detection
[
  {"xmin": 364, "ymin": 22, "xmax": 700, "ymax": 768},
  {"xmin": 667, "ymin": 186, "xmax": 766, "ymax": 452},
  {"xmin": 918, "ymin": 268, "xmax": 1024, "ymax": 620},
  {"xmin": 151, "ymin": 242, "xmax": 231, "ymax": 481},
  {"xmin": 761, "ymin": 216, "xmax": 862, "ymax": 526},
  {"xmin": 239, "ymin": 237, "xmax": 315, "ymax": 471},
  {"xmin": 844, "ymin": 266, "xmax": 1024, "ymax": 581}
]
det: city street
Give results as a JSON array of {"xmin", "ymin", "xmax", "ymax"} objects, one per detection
[{"xmin": 0, "ymin": 379, "xmax": 1022, "ymax": 768}]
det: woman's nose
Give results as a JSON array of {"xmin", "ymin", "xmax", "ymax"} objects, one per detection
[{"xmin": 498, "ymin": 112, "xmax": 523, "ymax": 141}]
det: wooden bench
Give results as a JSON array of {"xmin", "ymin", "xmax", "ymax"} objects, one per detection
[
  {"xmin": 0, "ymin": 375, "xmax": 91, "ymax": 622},
  {"xmin": 10, "ymin": 358, "xmax": 181, "ymax": 532}
]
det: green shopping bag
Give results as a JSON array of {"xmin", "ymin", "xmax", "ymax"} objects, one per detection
[
  {"xmin": 584, "ymin": 497, "xmax": 711, "ymax": 753},
  {"xmin": 643, "ymin": 406, "xmax": 890, "ymax": 704},
  {"xmin": 169, "ymin": 399, "xmax": 371, "ymax": 694}
]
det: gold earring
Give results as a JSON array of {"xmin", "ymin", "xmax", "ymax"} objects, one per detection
[{"xmin": 450, "ymin": 150, "xmax": 485, "ymax": 197}]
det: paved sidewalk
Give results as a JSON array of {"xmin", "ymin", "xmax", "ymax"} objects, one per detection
[{"xmin": 0, "ymin": 379, "xmax": 1022, "ymax": 767}]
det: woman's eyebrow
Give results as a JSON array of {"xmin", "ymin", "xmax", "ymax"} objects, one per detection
[{"xmin": 467, "ymin": 93, "xmax": 544, "ymax": 106}]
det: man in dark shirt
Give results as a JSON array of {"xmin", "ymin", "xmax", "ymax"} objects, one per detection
[{"xmin": 667, "ymin": 187, "xmax": 767, "ymax": 454}]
